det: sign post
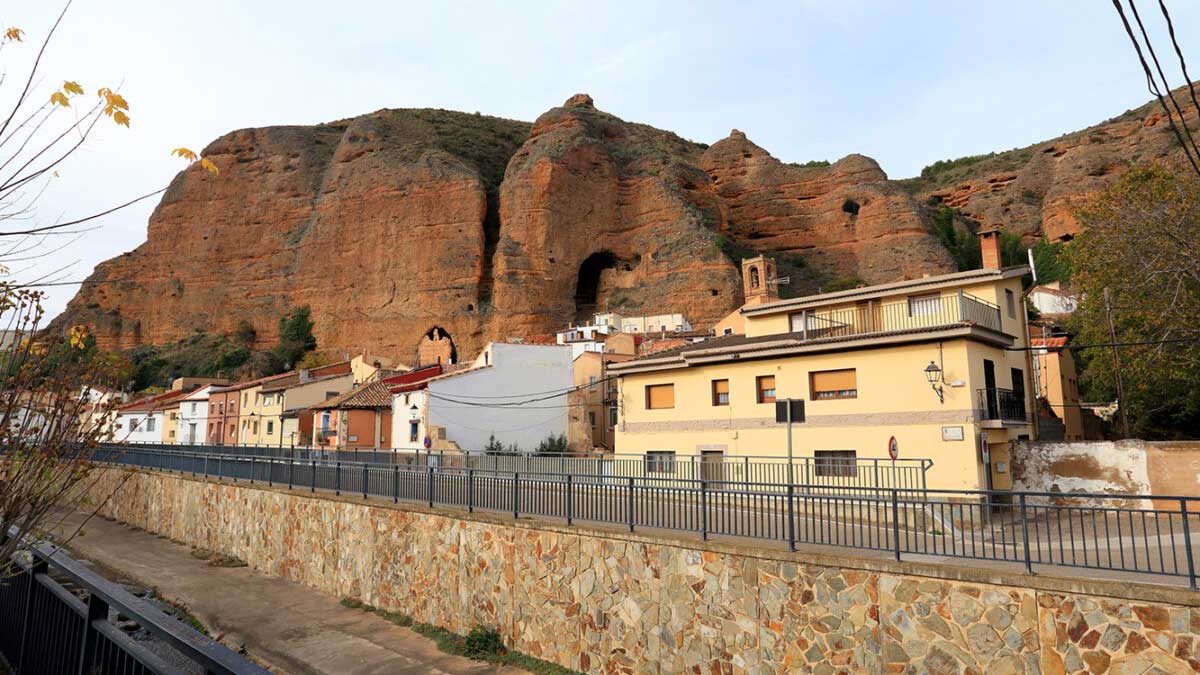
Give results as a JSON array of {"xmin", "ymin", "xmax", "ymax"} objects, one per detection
[{"xmin": 776, "ymin": 398, "xmax": 805, "ymax": 552}]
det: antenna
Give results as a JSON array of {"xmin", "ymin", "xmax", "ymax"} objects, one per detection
[
  {"xmin": 1027, "ymin": 249, "xmax": 1038, "ymax": 284},
  {"xmin": 768, "ymin": 277, "xmax": 791, "ymax": 287}
]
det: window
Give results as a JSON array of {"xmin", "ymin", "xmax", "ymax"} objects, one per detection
[
  {"xmin": 321, "ymin": 412, "xmax": 331, "ymax": 431},
  {"xmin": 588, "ymin": 375, "xmax": 597, "ymax": 391},
  {"xmin": 646, "ymin": 450, "xmax": 676, "ymax": 474},
  {"xmin": 756, "ymin": 375, "xmax": 776, "ymax": 404},
  {"xmin": 750, "ymin": 266, "xmax": 760, "ymax": 288},
  {"xmin": 325, "ymin": 392, "xmax": 338, "ymax": 400},
  {"xmin": 252, "ymin": 421, "xmax": 259, "ymax": 435},
  {"xmin": 210, "ymin": 403, "xmax": 216, "ymax": 415},
  {"xmin": 266, "ymin": 421, "xmax": 274, "ymax": 435},
  {"xmin": 146, "ymin": 418, "xmax": 155, "ymax": 432},
  {"xmin": 588, "ymin": 411, "xmax": 596, "ymax": 427},
  {"xmin": 409, "ymin": 421, "xmax": 419, "ymax": 443},
  {"xmin": 712, "ymin": 379, "xmax": 730, "ymax": 406},
  {"xmin": 645, "ymin": 384, "xmax": 675, "ymax": 410},
  {"xmin": 218, "ymin": 403, "xmax": 224, "ymax": 414},
  {"xmin": 191, "ymin": 403, "xmax": 197, "ymax": 415},
  {"xmin": 814, "ymin": 450, "xmax": 858, "ymax": 478},
  {"xmin": 608, "ymin": 405, "xmax": 618, "ymax": 427},
  {"xmin": 1005, "ymin": 289, "xmax": 1016, "ymax": 318},
  {"xmin": 169, "ymin": 430, "xmax": 175, "ymax": 439},
  {"xmin": 1011, "ymin": 367, "xmax": 1025, "ymax": 404},
  {"xmin": 907, "ymin": 293, "xmax": 941, "ymax": 317},
  {"xmin": 723, "ymin": 327, "xmax": 733, "ymax": 336},
  {"xmin": 811, "ymin": 369, "xmax": 857, "ymax": 399}
]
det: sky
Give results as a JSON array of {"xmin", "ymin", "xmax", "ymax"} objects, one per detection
[{"xmin": 4, "ymin": 0, "xmax": 1200, "ymax": 318}]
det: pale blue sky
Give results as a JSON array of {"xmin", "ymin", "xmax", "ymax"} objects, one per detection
[{"xmin": 5, "ymin": 1, "xmax": 1199, "ymax": 317}]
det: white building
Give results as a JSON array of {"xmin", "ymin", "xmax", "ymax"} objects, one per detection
[
  {"xmin": 419, "ymin": 343, "xmax": 573, "ymax": 454},
  {"xmin": 113, "ymin": 391, "xmax": 185, "ymax": 443},
  {"xmin": 1030, "ymin": 282, "xmax": 1078, "ymax": 316},
  {"xmin": 592, "ymin": 311, "xmax": 692, "ymax": 335},
  {"xmin": 177, "ymin": 385, "xmax": 220, "ymax": 444},
  {"xmin": 556, "ymin": 319, "xmax": 620, "ymax": 360}
]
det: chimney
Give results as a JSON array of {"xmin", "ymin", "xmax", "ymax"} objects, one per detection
[{"xmin": 979, "ymin": 227, "xmax": 1002, "ymax": 270}]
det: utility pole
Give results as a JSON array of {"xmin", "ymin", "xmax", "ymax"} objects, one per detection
[{"xmin": 1103, "ymin": 287, "xmax": 1131, "ymax": 439}]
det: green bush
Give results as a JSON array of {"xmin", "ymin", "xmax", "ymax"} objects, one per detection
[
  {"xmin": 464, "ymin": 627, "xmax": 505, "ymax": 658},
  {"xmin": 534, "ymin": 434, "xmax": 569, "ymax": 455}
]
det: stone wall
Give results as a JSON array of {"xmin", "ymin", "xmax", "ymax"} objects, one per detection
[
  {"xmin": 88, "ymin": 468, "xmax": 1200, "ymax": 674},
  {"xmin": 1012, "ymin": 439, "xmax": 1200, "ymax": 509}
]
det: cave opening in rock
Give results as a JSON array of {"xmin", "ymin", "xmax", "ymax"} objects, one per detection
[
  {"xmin": 574, "ymin": 250, "xmax": 617, "ymax": 323},
  {"xmin": 417, "ymin": 326, "xmax": 457, "ymax": 366},
  {"xmin": 842, "ymin": 199, "xmax": 860, "ymax": 216}
]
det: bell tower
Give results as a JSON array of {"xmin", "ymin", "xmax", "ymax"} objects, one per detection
[{"xmin": 742, "ymin": 255, "xmax": 779, "ymax": 305}]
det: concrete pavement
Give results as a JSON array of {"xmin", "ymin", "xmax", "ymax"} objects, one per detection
[{"xmin": 60, "ymin": 512, "xmax": 523, "ymax": 675}]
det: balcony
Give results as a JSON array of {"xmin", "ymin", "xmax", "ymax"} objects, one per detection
[
  {"xmin": 789, "ymin": 292, "xmax": 1003, "ymax": 342},
  {"xmin": 977, "ymin": 388, "xmax": 1027, "ymax": 423}
]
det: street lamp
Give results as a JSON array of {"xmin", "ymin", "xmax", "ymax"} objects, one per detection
[{"xmin": 924, "ymin": 361, "xmax": 945, "ymax": 403}]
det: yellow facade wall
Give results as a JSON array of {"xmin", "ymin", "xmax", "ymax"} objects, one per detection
[{"xmin": 615, "ymin": 338, "xmax": 1032, "ymax": 492}]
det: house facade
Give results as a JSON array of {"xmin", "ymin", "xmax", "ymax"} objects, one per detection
[
  {"xmin": 424, "ymin": 342, "xmax": 573, "ymax": 454},
  {"xmin": 310, "ymin": 381, "xmax": 393, "ymax": 449},
  {"xmin": 610, "ymin": 230, "xmax": 1035, "ymax": 492},
  {"xmin": 387, "ymin": 365, "xmax": 444, "ymax": 452},
  {"xmin": 269, "ymin": 368, "xmax": 355, "ymax": 446},
  {"xmin": 114, "ymin": 390, "xmax": 188, "ymax": 443},
  {"xmin": 177, "ymin": 385, "xmax": 218, "ymax": 444}
]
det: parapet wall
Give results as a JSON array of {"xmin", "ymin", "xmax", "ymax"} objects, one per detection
[{"xmin": 88, "ymin": 468, "xmax": 1200, "ymax": 674}]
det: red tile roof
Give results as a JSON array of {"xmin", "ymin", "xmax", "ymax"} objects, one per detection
[
  {"xmin": 118, "ymin": 389, "xmax": 187, "ymax": 413},
  {"xmin": 1031, "ymin": 337, "xmax": 1069, "ymax": 349},
  {"xmin": 310, "ymin": 381, "xmax": 393, "ymax": 410}
]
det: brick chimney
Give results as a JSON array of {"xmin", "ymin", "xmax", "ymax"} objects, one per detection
[{"xmin": 979, "ymin": 227, "xmax": 1002, "ymax": 270}]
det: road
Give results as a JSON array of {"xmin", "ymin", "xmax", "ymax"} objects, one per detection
[{"xmin": 59, "ymin": 511, "xmax": 523, "ymax": 675}]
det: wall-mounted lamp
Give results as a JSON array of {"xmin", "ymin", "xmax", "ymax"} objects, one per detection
[{"xmin": 924, "ymin": 361, "xmax": 945, "ymax": 404}]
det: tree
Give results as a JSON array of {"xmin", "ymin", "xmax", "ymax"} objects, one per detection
[
  {"xmin": 0, "ymin": 288, "xmax": 129, "ymax": 571},
  {"xmin": 1068, "ymin": 163, "xmax": 1200, "ymax": 439},
  {"xmin": 534, "ymin": 433, "xmax": 569, "ymax": 455},
  {"xmin": 270, "ymin": 306, "xmax": 317, "ymax": 371},
  {"xmin": 0, "ymin": 5, "xmax": 216, "ymax": 564}
]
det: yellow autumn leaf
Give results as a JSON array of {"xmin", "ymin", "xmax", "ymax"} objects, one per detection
[
  {"xmin": 69, "ymin": 325, "xmax": 90, "ymax": 350},
  {"xmin": 63, "ymin": 80, "xmax": 84, "ymax": 96},
  {"xmin": 112, "ymin": 110, "xmax": 130, "ymax": 127},
  {"xmin": 50, "ymin": 91, "xmax": 69, "ymax": 107},
  {"xmin": 4, "ymin": 27, "xmax": 23, "ymax": 42},
  {"xmin": 171, "ymin": 147, "xmax": 198, "ymax": 161},
  {"xmin": 200, "ymin": 157, "xmax": 219, "ymax": 175}
]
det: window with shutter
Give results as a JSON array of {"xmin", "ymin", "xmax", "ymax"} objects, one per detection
[
  {"xmin": 712, "ymin": 379, "xmax": 730, "ymax": 406},
  {"xmin": 907, "ymin": 293, "xmax": 941, "ymax": 317},
  {"xmin": 756, "ymin": 376, "xmax": 776, "ymax": 404},
  {"xmin": 810, "ymin": 369, "xmax": 857, "ymax": 399},
  {"xmin": 645, "ymin": 384, "xmax": 675, "ymax": 410}
]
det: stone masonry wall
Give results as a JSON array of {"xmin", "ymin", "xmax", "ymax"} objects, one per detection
[{"xmin": 88, "ymin": 468, "xmax": 1200, "ymax": 674}]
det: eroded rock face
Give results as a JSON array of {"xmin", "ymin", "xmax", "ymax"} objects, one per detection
[
  {"xmin": 908, "ymin": 88, "xmax": 1200, "ymax": 242},
  {"xmin": 57, "ymin": 95, "xmax": 1024, "ymax": 360},
  {"xmin": 701, "ymin": 132, "xmax": 956, "ymax": 286},
  {"xmin": 488, "ymin": 99, "xmax": 743, "ymax": 339}
]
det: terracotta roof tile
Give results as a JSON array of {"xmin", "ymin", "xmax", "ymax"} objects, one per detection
[{"xmin": 310, "ymin": 381, "xmax": 393, "ymax": 410}]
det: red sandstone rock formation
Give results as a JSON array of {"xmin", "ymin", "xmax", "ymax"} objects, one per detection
[
  {"xmin": 905, "ymin": 86, "xmax": 1200, "ymax": 242},
  {"xmin": 63, "ymin": 88, "xmax": 1185, "ymax": 361}
]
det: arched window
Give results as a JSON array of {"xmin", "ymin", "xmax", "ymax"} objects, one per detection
[{"xmin": 750, "ymin": 266, "xmax": 761, "ymax": 289}]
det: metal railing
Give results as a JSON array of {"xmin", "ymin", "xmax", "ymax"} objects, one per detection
[
  {"xmin": 977, "ymin": 387, "xmax": 1027, "ymax": 422},
  {"xmin": 110, "ymin": 442, "xmax": 932, "ymax": 494},
  {"xmin": 94, "ymin": 446, "xmax": 1200, "ymax": 587},
  {"xmin": 791, "ymin": 292, "xmax": 1004, "ymax": 343},
  {"xmin": 0, "ymin": 527, "xmax": 269, "ymax": 675}
]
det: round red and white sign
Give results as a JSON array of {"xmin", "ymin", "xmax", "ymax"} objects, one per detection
[{"xmin": 887, "ymin": 436, "xmax": 899, "ymax": 461}]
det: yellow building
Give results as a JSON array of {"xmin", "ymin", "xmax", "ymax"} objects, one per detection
[{"xmin": 610, "ymin": 231, "xmax": 1034, "ymax": 492}]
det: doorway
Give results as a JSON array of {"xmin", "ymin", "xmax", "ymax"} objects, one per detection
[{"xmin": 983, "ymin": 359, "xmax": 997, "ymax": 418}]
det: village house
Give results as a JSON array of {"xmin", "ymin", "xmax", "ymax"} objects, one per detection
[
  {"xmin": 114, "ymin": 390, "xmax": 186, "ymax": 443},
  {"xmin": 609, "ymin": 229, "xmax": 1035, "ymax": 492},
  {"xmin": 310, "ymin": 381, "xmax": 394, "ymax": 449},
  {"xmin": 261, "ymin": 361, "xmax": 355, "ymax": 446},
  {"xmin": 78, "ymin": 386, "xmax": 129, "ymax": 440},
  {"xmin": 418, "ymin": 342, "xmax": 573, "ymax": 454},
  {"xmin": 593, "ymin": 311, "xmax": 694, "ymax": 336},
  {"xmin": 114, "ymin": 377, "xmax": 225, "ymax": 443},
  {"xmin": 387, "ymin": 365, "xmax": 444, "ymax": 452},
  {"xmin": 177, "ymin": 384, "xmax": 220, "ymax": 444}
]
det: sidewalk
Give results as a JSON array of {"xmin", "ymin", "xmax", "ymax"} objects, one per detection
[{"xmin": 61, "ymin": 512, "xmax": 522, "ymax": 675}]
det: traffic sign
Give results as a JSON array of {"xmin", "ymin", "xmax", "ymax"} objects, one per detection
[{"xmin": 887, "ymin": 436, "xmax": 898, "ymax": 461}]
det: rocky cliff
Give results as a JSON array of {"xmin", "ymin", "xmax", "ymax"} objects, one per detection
[
  {"xmin": 58, "ymin": 90, "xmax": 1187, "ymax": 362},
  {"xmin": 898, "ymin": 87, "xmax": 1199, "ymax": 242}
]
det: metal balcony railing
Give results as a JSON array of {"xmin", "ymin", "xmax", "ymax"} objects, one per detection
[
  {"xmin": 792, "ymin": 292, "xmax": 1003, "ymax": 343},
  {"xmin": 977, "ymin": 387, "xmax": 1027, "ymax": 422}
]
